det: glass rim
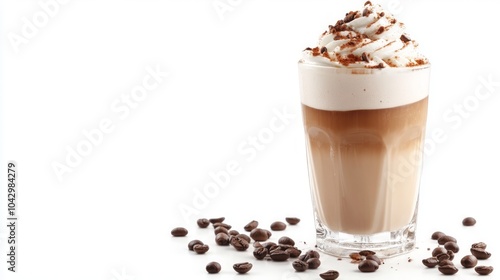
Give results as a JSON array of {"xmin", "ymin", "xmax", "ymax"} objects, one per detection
[{"xmin": 298, "ymin": 59, "xmax": 430, "ymax": 73}]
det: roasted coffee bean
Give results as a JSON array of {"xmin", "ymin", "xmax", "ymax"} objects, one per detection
[
  {"xmin": 214, "ymin": 226, "xmax": 229, "ymax": 235},
  {"xmin": 470, "ymin": 247, "xmax": 491, "ymax": 260},
  {"xmin": 228, "ymin": 229, "xmax": 239, "ymax": 236},
  {"xmin": 236, "ymin": 233, "xmax": 251, "ymax": 243},
  {"xmin": 306, "ymin": 250, "xmax": 321, "ymax": 259},
  {"xmin": 285, "ymin": 217, "xmax": 301, "ymax": 225},
  {"xmin": 447, "ymin": 250, "xmax": 455, "ymax": 261},
  {"xmin": 215, "ymin": 232, "xmax": 230, "ymax": 246},
  {"xmin": 436, "ymin": 253, "xmax": 450, "ymax": 262},
  {"xmin": 171, "ymin": 227, "xmax": 188, "ymax": 237},
  {"xmin": 292, "ymin": 260, "xmax": 308, "ymax": 272},
  {"xmin": 250, "ymin": 228, "xmax": 271, "ymax": 241},
  {"xmin": 233, "ymin": 262, "xmax": 252, "ymax": 274},
  {"xmin": 471, "ymin": 242, "xmax": 487, "ymax": 249},
  {"xmin": 462, "ymin": 217, "xmax": 476, "ymax": 226},
  {"xmin": 444, "ymin": 241, "xmax": 459, "ymax": 253},
  {"xmin": 439, "ymin": 259, "xmax": 454, "ymax": 267},
  {"xmin": 270, "ymin": 250, "xmax": 290, "ymax": 261},
  {"xmin": 253, "ymin": 247, "xmax": 268, "ymax": 260},
  {"xmin": 422, "ymin": 257, "xmax": 439, "ymax": 268},
  {"xmin": 261, "ymin": 241, "xmax": 277, "ymax": 250},
  {"xmin": 366, "ymin": 254, "xmax": 381, "ymax": 265},
  {"xmin": 358, "ymin": 259, "xmax": 379, "ymax": 272},
  {"xmin": 230, "ymin": 236, "xmax": 250, "ymax": 251},
  {"xmin": 432, "ymin": 247, "xmax": 447, "ymax": 257},
  {"xmin": 188, "ymin": 239, "xmax": 204, "ymax": 251},
  {"xmin": 307, "ymin": 257, "xmax": 321, "ymax": 269},
  {"xmin": 205, "ymin": 261, "xmax": 221, "ymax": 274},
  {"xmin": 438, "ymin": 264, "xmax": 458, "ymax": 275},
  {"xmin": 209, "ymin": 217, "xmax": 225, "ymax": 224},
  {"xmin": 278, "ymin": 236, "xmax": 295, "ymax": 246},
  {"xmin": 286, "ymin": 247, "xmax": 302, "ymax": 258},
  {"xmin": 359, "ymin": 250, "xmax": 376, "ymax": 256},
  {"xmin": 460, "ymin": 255, "xmax": 478, "ymax": 268},
  {"xmin": 270, "ymin": 221, "xmax": 287, "ymax": 231},
  {"xmin": 319, "ymin": 270, "xmax": 340, "ymax": 280},
  {"xmin": 193, "ymin": 244, "xmax": 209, "ymax": 254},
  {"xmin": 212, "ymin": 222, "xmax": 231, "ymax": 230},
  {"xmin": 349, "ymin": 252, "xmax": 364, "ymax": 262},
  {"xmin": 197, "ymin": 218, "xmax": 210, "ymax": 228},
  {"xmin": 431, "ymin": 231, "xmax": 446, "ymax": 240},
  {"xmin": 438, "ymin": 235, "xmax": 457, "ymax": 245},
  {"xmin": 475, "ymin": 265, "xmax": 494, "ymax": 275},
  {"xmin": 244, "ymin": 220, "xmax": 259, "ymax": 232}
]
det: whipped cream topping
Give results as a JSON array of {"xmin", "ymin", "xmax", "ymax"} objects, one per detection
[{"xmin": 302, "ymin": 1, "xmax": 428, "ymax": 68}]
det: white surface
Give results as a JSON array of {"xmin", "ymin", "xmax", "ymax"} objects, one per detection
[{"xmin": 0, "ymin": 0, "xmax": 499, "ymax": 279}]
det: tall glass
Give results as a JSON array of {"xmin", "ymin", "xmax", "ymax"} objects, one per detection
[{"xmin": 298, "ymin": 61, "xmax": 430, "ymax": 258}]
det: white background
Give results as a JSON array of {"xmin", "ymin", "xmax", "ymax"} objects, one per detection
[{"xmin": 1, "ymin": 0, "xmax": 499, "ymax": 279}]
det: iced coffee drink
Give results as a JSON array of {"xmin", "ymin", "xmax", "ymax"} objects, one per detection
[{"xmin": 298, "ymin": 2, "xmax": 430, "ymax": 257}]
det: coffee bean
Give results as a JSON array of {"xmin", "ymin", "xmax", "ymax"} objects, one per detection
[
  {"xmin": 228, "ymin": 229, "xmax": 239, "ymax": 236},
  {"xmin": 233, "ymin": 262, "xmax": 252, "ymax": 274},
  {"xmin": 422, "ymin": 257, "xmax": 439, "ymax": 268},
  {"xmin": 270, "ymin": 221, "xmax": 287, "ymax": 231},
  {"xmin": 432, "ymin": 247, "xmax": 447, "ymax": 257},
  {"xmin": 460, "ymin": 255, "xmax": 478, "ymax": 268},
  {"xmin": 431, "ymin": 231, "xmax": 446, "ymax": 240},
  {"xmin": 444, "ymin": 241, "xmax": 459, "ymax": 253},
  {"xmin": 270, "ymin": 250, "xmax": 290, "ymax": 261},
  {"xmin": 285, "ymin": 247, "xmax": 302, "ymax": 258},
  {"xmin": 261, "ymin": 241, "xmax": 277, "ymax": 250},
  {"xmin": 244, "ymin": 220, "xmax": 259, "ymax": 232},
  {"xmin": 447, "ymin": 250, "xmax": 455, "ymax": 261},
  {"xmin": 349, "ymin": 252, "xmax": 364, "ymax": 262},
  {"xmin": 438, "ymin": 264, "xmax": 458, "ymax": 275},
  {"xmin": 306, "ymin": 250, "xmax": 321, "ymax": 259},
  {"xmin": 470, "ymin": 247, "xmax": 491, "ymax": 260},
  {"xmin": 253, "ymin": 247, "xmax": 268, "ymax": 260},
  {"xmin": 462, "ymin": 217, "xmax": 476, "ymax": 226},
  {"xmin": 193, "ymin": 244, "xmax": 209, "ymax": 254},
  {"xmin": 278, "ymin": 236, "xmax": 295, "ymax": 246},
  {"xmin": 359, "ymin": 250, "xmax": 376, "ymax": 256},
  {"xmin": 214, "ymin": 226, "xmax": 229, "ymax": 235},
  {"xmin": 209, "ymin": 217, "xmax": 225, "ymax": 224},
  {"xmin": 437, "ymin": 235, "xmax": 457, "ymax": 245},
  {"xmin": 250, "ymin": 228, "xmax": 271, "ymax": 241},
  {"xmin": 188, "ymin": 240, "xmax": 204, "ymax": 251},
  {"xmin": 319, "ymin": 270, "xmax": 340, "ymax": 280},
  {"xmin": 205, "ymin": 261, "xmax": 221, "ymax": 274},
  {"xmin": 230, "ymin": 236, "xmax": 250, "ymax": 251},
  {"xmin": 215, "ymin": 232, "xmax": 230, "ymax": 246},
  {"xmin": 171, "ymin": 227, "xmax": 188, "ymax": 237},
  {"xmin": 307, "ymin": 257, "xmax": 321, "ymax": 269},
  {"xmin": 366, "ymin": 254, "xmax": 382, "ymax": 265},
  {"xmin": 436, "ymin": 253, "xmax": 450, "ymax": 262},
  {"xmin": 212, "ymin": 222, "xmax": 231, "ymax": 230},
  {"xmin": 471, "ymin": 242, "xmax": 487, "ymax": 249},
  {"xmin": 475, "ymin": 265, "xmax": 494, "ymax": 275},
  {"xmin": 438, "ymin": 259, "xmax": 454, "ymax": 267},
  {"xmin": 285, "ymin": 217, "xmax": 301, "ymax": 225},
  {"xmin": 358, "ymin": 259, "xmax": 379, "ymax": 272},
  {"xmin": 197, "ymin": 218, "xmax": 210, "ymax": 228},
  {"xmin": 292, "ymin": 260, "xmax": 308, "ymax": 272},
  {"xmin": 236, "ymin": 233, "xmax": 251, "ymax": 243}
]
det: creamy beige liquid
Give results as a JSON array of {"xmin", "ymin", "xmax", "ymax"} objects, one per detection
[{"xmin": 302, "ymin": 97, "xmax": 428, "ymax": 235}]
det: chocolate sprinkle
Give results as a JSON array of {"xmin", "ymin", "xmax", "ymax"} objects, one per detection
[
  {"xmin": 400, "ymin": 34, "xmax": 411, "ymax": 43},
  {"xmin": 361, "ymin": 52, "xmax": 369, "ymax": 63},
  {"xmin": 320, "ymin": 47, "xmax": 327, "ymax": 54},
  {"xmin": 375, "ymin": 26, "xmax": 385, "ymax": 35}
]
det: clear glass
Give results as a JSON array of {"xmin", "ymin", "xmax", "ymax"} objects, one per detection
[{"xmin": 298, "ymin": 62, "xmax": 430, "ymax": 258}]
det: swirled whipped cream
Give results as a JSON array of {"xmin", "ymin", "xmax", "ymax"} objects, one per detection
[{"xmin": 302, "ymin": 1, "xmax": 428, "ymax": 68}]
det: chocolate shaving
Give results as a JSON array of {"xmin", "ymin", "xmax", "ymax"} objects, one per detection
[
  {"xmin": 364, "ymin": 1, "xmax": 372, "ymax": 5},
  {"xmin": 362, "ymin": 8, "xmax": 371, "ymax": 17},
  {"xmin": 400, "ymin": 34, "xmax": 411, "ymax": 43},
  {"xmin": 328, "ymin": 25, "xmax": 336, "ymax": 34},
  {"xmin": 303, "ymin": 47, "xmax": 312, "ymax": 51},
  {"xmin": 375, "ymin": 26, "xmax": 385, "ymax": 35},
  {"xmin": 361, "ymin": 52, "xmax": 369, "ymax": 63},
  {"xmin": 320, "ymin": 47, "xmax": 327, "ymax": 54},
  {"xmin": 344, "ymin": 11, "xmax": 357, "ymax": 23}
]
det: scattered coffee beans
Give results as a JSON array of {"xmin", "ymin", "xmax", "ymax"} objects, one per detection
[
  {"xmin": 359, "ymin": 250, "xmax": 376, "ymax": 256},
  {"xmin": 285, "ymin": 217, "xmax": 301, "ymax": 225},
  {"xmin": 215, "ymin": 232, "xmax": 230, "ymax": 246},
  {"xmin": 444, "ymin": 241, "xmax": 459, "ymax": 253},
  {"xmin": 431, "ymin": 231, "xmax": 446, "ymax": 240},
  {"xmin": 349, "ymin": 252, "xmax": 363, "ymax": 262},
  {"xmin": 475, "ymin": 265, "xmax": 494, "ymax": 275},
  {"xmin": 437, "ymin": 235, "xmax": 457, "ymax": 245},
  {"xmin": 307, "ymin": 257, "xmax": 321, "ymax": 269},
  {"xmin": 228, "ymin": 229, "xmax": 239, "ymax": 236},
  {"xmin": 431, "ymin": 247, "xmax": 447, "ymax": 257},
  {"xmin": 422, "ymin": 257, "xmax": 439, "ymax": 268},
  {"xmin": 212, "ymin": 222, "xmax": 231, "ymax": 230},
  {"xmin": 197, "ymin": 218, "xmax": 210, "ymax": 228},
  {"xmin": 438, "ymin": 264, "xmax": 458, "ymax": 275},
  {"xmin": 233, "ymin": 262, "xmax": 252, "ymax": 274},
  {"xmin": 319, "ymin": 270, "xmax": 340, "ymax": 280},
  {"xmin": 462, "ymin": 217, "xmax": 476, "ymax": 226},
  {"xmin": 366, "ymin": 254, "xmax": 382, "ymax": 265},
  {"xmin": 205, "ymin": 261, "xmax": 221, "ymax": 274},
  {"xmin": 171, "ymin": 227, "xmax": 188, "ymax": 237},
  {"xmin": 270, "ymin": 221, "xmax": 287, "ymax": 231},
  {"xmin": 253, "ymin": 247, "xmax": 268, "ymax": 260},
  {"xmin": 244, "ymin": 220, "xmax": 259, "ymax": 232},
  {"xmin": 230, "ymin": 236, "xmax": 250, "ymax": 251},
  {"xmin": 471, "ymin": 242, "xmax": 487, "ymax": 249},
  {"xmin": 250, "ymin": 228, "xmax": 271, "ymax": 241},
  {"xmin": 438, "ymin": 259, "xmax": 454, "ymax": 267},
  {"xmin": 270, "ymin": 250, "xmax": 290, "ymax": 261},
  {"xmin": 285, "ymin": 247, "xmax": 302, "ymax": 258},
  {"xmin": 193, "ymin": 244, "xmax": 209, "ymax": 254},
  {"xmin": 188, "ymin": 239, "xmax": 204, "ymax": 251},
  {"xmin": 358, "ymin": 259, "xmax": 379, "ymax": 272},
  {"xmin": 292, "ymin": 260, "xmax": 308, "ymax": 272},
  {"xmin": 214, "ymin": 226, "xmax": 229, "ymax": 235},
  {"xmin": 470, "ymin": 247, "xmax": 491, "ymax": 260},
  {"xmin": 278, "ymin": 236, "xmax": 295, "ymax": 246},
  {"xmin": 460, "ymin": 255, "xmax": 478, "ymax": 268},
  {"xmin": 209, "ymin": 217, "xmax": 225, "ymax": 224}
]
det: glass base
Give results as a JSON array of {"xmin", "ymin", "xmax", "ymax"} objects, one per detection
[{"xmin": 315, "ymin": 221, "xmax": 417, "ymax": 258}]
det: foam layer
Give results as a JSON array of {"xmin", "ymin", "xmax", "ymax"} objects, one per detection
[{"xmin": 298, "ymin": 62, "xmax": 430, "ymax": 111}]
